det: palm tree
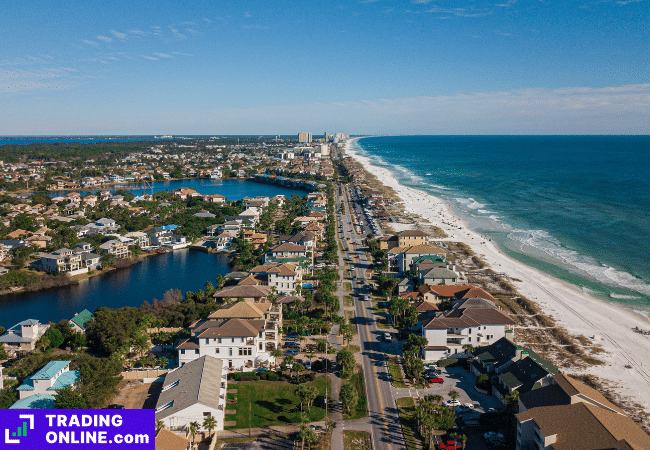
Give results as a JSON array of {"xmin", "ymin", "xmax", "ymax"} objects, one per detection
[
  {"xmin": 203, "ymin": 415, "xmax": 216, "ymax": 439},
  {"xmin": 155, "ymin": 420, "xmax": 165, "ymax": 432},
  {"xmin": 188, "ymin": 421, "xmax": 200, "ymax": 445},
  {"xmin": 271, "ymin": 348, "xmax": 283, "ymax": 370},
  {"xmin": 449, "ymin": 390, "xmax": 460, "ymax": 402}
]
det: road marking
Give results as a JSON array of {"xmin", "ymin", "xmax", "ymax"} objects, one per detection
[{"xmin": 358, "ymin": 271, "xmax": 392, "ymax": 450}]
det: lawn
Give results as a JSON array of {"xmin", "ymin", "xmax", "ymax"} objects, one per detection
[
  {"xmin": 343, "ymin": 369, "xmax": 368, "ymax": 421},
  {"xmin": 344, "ymin": 295, "xmax": 353, "ymax": 307},
  {"xmin": 343, "ymin": 430, "xmax": 372, "ymax": 450},
  {"xmin": 387, "ymin": 357, "xmax": 408, "ymax": 389},
  {"xmin": 396, "ymin": 397, "xmax": 419, "ymax": 450},
  {"xmin": 225, "ymin": 376, "xmax": 330, "ymax": 429}
]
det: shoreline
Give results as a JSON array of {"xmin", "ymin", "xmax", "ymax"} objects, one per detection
[{"xmin": 345, "ymin": 137, "xmax": 650, "ymax": 420}]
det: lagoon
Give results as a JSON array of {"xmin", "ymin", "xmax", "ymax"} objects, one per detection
[{"xmin": 0, "ymin": 249, "xmax": 231, "ymax": 329}]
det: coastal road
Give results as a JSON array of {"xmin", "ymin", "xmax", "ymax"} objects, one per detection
[{"xmin": 336, "ymin": 183, "xmax": 407, "ymax": 450}]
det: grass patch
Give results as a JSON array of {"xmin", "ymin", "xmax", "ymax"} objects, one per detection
[
  {"xmin": 344, "ymin": 295, "xmax": 353, "ymax": 307},
  {"xmin": 343, "ymin": 430, "xmax": 372, "ymax": 450},
  {"xmin": 376, "ymin": 315, "xmax": 390, "ymax": 329},
  {"xmin": 344, "ymin": 282, "xmax": 352, "ymax": 291},
  {"xmin": 396, "ymin": 397, "xmax": 419, "ymax": 450},
  {"xmin": 388, "ymin": 357, "xmax": 408, "ymax": 389},
  {"xmin": 343, "ymin": 368, "xmax": 368, "ymax": 421},
  {"xmin": 347, "ymin": 344, "xmax": 360, "ymax": 354},
  {"xmin": 225, "ymin": 376, "xmax": 330, "ymax": 429}
]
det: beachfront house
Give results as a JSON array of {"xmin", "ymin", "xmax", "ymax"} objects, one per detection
[
  {"xmin": 155, "ymin": 356, "xmax": 227, "ymax": 432},
  {"xmin": 249, "ymin": 262, "xmax": 303, "ymax": 295},
  {"xmin": 99, "ymin": 240, "xmax": 131, "ymax": 259},
  {"xmin": 36, "ymin": 248, "xmax": 86, "ymax": 275},
  {"xmin": 387, "ymin": 244, "xmax": 447, "ymax": 274},
  {"xmin": 421, "ymin": 306, "xmax": 515, "ymax": 361}
]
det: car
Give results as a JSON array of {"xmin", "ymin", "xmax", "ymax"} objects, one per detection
[
  {"xmin": 444, "ymin": 399, "xmax": 461, "ymax": 407},
  {"xmin": 427, "ymin": 377, "xmax": 444, "ymax": 383},
  {"xmin": 483, "ymin": 432, "xmax": 504, "ymax": 440},
  {"xmin": 305, "ymin": 361, "xmax": 311, "ymax": 370},
  {"xmin": 255, "ymin": 367, "xmax": 269, "ymax": 372},
  {"xmin": 107, "ymin": 404, "xmax": 125, "ymax": 409},
  {"xmin": 383, "ymin": 332, "xmax": 392, "ymax": 342},
  {"xmin": 439, "ymin": 441, "xmax": 462, "ymax": 450},
  {"xmin": 284, "ymin": 349, "xmax": 298, "ymax": 355},
  {"xmin": 363, "ymin": 295, "xmax": 370, "ymax": 301}
]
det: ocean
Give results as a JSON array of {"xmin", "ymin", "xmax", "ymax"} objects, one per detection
[{"xmin": 353, "ymin": 136, "xmax": 650, "ymax": 312}]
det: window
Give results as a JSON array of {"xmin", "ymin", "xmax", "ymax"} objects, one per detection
[
  {"xmin": 241, "ymin": 338, "xmax": 244, "ymax": 343},
  {"xmin": 215, "ymin": 348, "xmax": 220, "ymax": 354},
  {"xmin": 206, "ymin": 338, "xmax": 210, "ymax": 344},
  {"xmin": 162, "ymin": 380, "xmax": 179, "ymax": 392},
  {"xmin": 239, "ymin": 347, "xmax": 252, "ymax": 356},
  {"xmin": 259, "ymin": 332, "xmax": 263, "ymax": 338},
  {"xmin": 259, "ymin": 343, "xmax": 263, "ymax": 350},
  {"xmin": 181, "ymin": 349, "xmax": 185, "ymax": 355},
  {"xmin": 203, "ymin": 412, "xmax": 211, "ymax": 418},
  {"xmin": 218, "ymin": 338, "xmax": 222, "ymax": 344},
  {"xmin": 229, "ymin": 348, "xmax": 233, "ymax": 356}
]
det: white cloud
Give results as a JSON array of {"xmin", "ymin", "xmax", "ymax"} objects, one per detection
[
  {"xmin": 142, "ymin": 55, "xmax": 158, "ymax": 60},
  {"xmin": 110, "ymin": 30, "xmax": 127, "ymax": 40},
  {"xmin": 0, "ymin": 67, "xmax": 76, "ymax": 93},
  {"xmin": 82, "ymin": 40, "xmax": 99, "ymax": 46},
  {"xmin": 153, "ymin": 53, "xmax": 173, "ymax": 58},
  {"xmin": 97, "ymin": 35, "xmax": 112, "ymax": 43}
]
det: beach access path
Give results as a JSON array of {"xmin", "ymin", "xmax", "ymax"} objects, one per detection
[{"xmin": 345, "ymin": 138, "xmax": 650, "ymax": 423}]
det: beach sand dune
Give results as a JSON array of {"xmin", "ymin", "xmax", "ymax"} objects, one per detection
[{"xmin": 345, "ymin": 137, "xmax": 650, "ymax": 423}]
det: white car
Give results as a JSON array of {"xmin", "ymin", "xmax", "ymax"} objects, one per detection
[
  {"xmin": 383, "ymin": 332, "xmax": 392, "ymax": 342},
  {"xmin": 444, "ymin": 399, "xmax": 461, "ymax": 407}
]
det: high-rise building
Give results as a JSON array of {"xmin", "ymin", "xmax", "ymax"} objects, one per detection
[{"xmin": 298, "ymin": 132, "xmax": 312, "ymax": 144}]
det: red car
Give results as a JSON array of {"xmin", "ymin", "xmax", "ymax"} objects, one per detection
[
  {"xmin": 427, "ymin": 377, "xmax": 444, "ymax": 383},
  {"xmin": 439, "ymin": 441, "xmax": 462, "ymax": 450}
]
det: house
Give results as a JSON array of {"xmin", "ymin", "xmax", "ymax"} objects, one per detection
[
  {"xmin": 176, "ymin": 317, "xmax": 279, "ymax": 370},
  {"xmin": 16, "ymin": 360, "xmax": 80, "ymax": 400},
  {"xmin": 421, "ymin": 306, "xmax": 515, "ymax": 361},
  {"xmin": 37, "ymin": 248, "xmax": 85, "ymax": 275},
  {"xmin": 516, "ymin": 393, "xmax": 650, "ymax": 449},
  {"xmin": 387, "ymin": 244, "xmax": 447, "ymax": 274},
  {"xmin": 419, "ymin": 267, "xmax": 460, "ymax": 285},
  {"xmin": 397, "ymin": 229, "xmax": 430, "ymax": 247},
  {"xmin": 278, "ymin": 231, "xmax": 316, "ymax": 249},
  {"xmin": 0, "ymin": 319, "xmax": 49, "ymax": 355},
  {"xmin": 155, "ymin": 356, "xmax": 227, "ymax": 432},
  {"xmin": 250, "ymin": 262, "xmax": 302, "ymax": 294},
  {"xmin": 99, "ymin": 240, "xmax": 131, "ymax": 259},
  {"xmin": 212, "ymin": 285, "xmax": 271, "ymax": 304},
  {"xmin": 397, "ymin": 278, "xmax": 414, "ymax": 293},
  {"xmin": 172, "ymin": 188, "xmax": 200, "ymax": 200},
  {"xmin": 124, "ymin": 231, "xmax": 150, "ymax": 248},
  {"xmin": 214, "ymin": 232, "xmax": 236, "ymax": 250},
  {"xmin": 69, "ymin": 309, "xmax": 94, "ymax": 334},
  {"xmin": 203, "ymin": 194, "xmax": 226, "ymax": 204},
  {"xmin": 265, "ymin": 243, "xmax": 307, "ymax": 261},
  {"xmin": 493, "ymin": 353, "xmax": 559, "ymax": 400}
]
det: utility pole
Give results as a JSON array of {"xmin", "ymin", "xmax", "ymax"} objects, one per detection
[{"xmin": 248, "ymin": 398, "xmax": 251, "ymax": 437}]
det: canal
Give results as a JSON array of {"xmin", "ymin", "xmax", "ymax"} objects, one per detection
[{"xmin": 0, "ymin": 249, "xmax": 232, "ymax": 329}]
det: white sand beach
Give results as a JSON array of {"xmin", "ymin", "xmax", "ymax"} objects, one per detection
[{"xmin": 345, "ymin": 137, "xmax": 650, "ymax": 418}]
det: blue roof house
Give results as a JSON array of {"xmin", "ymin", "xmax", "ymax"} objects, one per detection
[{"xmin": 16, "ymin": 360, "xmax": 80, "ymax": 401}]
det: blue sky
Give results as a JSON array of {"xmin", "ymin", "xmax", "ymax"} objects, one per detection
[{"xmin": 1, "ymin": 0, "xmax": 648, "ymax": 135}]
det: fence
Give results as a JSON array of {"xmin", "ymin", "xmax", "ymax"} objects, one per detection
[
  {"xmin": 146, "ymin": 327, "xmax": 183, "ymax": 334},
  {"xmin": 121, "ymin": 368, "xmax": 169, "ymax": 380}
]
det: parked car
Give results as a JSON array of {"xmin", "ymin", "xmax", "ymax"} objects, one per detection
[
  {"xmin": 255, "ymin": 367, "xmax": 269, "ymax": 372},
  {"xmin": 483, "ymin": 432, "xmax": 504, "ymax": 440},
  {"xmin": 427, "ymin": 377, "xmax": 444, "ymax": 383},
  {"xmin": 444, "ymin": 399, "xmax": 461, "ymax": 407},
  {"xmin": 383, "ymin": 332, "xmax": 392, "ymax": 343},
  {"xmin": 284, "ymin": 349, "xmax": 298, "ymax": 355},
  {"xmin": 305, "ymin": 360, "xmax": 311, "ymax": 370}
]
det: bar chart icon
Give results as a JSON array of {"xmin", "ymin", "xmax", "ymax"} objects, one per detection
[{"xmin": 11, "ymin": 422, "xmax": 27, "ymax": 437}]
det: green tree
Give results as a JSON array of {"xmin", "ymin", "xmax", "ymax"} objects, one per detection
[
  {"xmin": 0, "ymin": 386, "xmax": 18, "ymax": 409},
  {"xmin": 43, "ymin": 328, "xmax": 65, "ymax": 349},
  {"xmin": 155, "ymin": 420, "xmax": 165, "ymax": 432},
  {"xmin": 271, "ymin": 348, "xmax": 283, "ymax": 369},
  {"xmin": 336, "ymin": 349, "xmax": 355, "ymax": 371},
  {"xmin": 54, "ymin": 386, "xmax": 88, "ymax": 409},
  {"xmin": 340, "ymin": 383, "xmax": 359, "ymax": 415},
  {"xmin": 188, "ymin": 421, "xmax": 200, "ymax": 445}
]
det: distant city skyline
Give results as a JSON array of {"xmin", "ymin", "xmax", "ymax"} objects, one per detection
[{"xmin": 1, "ymin": 0, "xmax": 648, "ymax": 135}]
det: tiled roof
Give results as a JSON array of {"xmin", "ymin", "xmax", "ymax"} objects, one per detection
[
  {"xmin": 552, "ymin": 373, "xmax": 623, "ymax": 414},
  {"xmin": 422, "ymin": 307, "xmax": 514, "ymax": 329},
  {"xmin": 237, "ymin": 275, "xmax": 262, "ymax": 286},
  {"xmin": 213, "ymin": 285, "xmax": 271, "ymax": 299},
  {"xmin": 195, "ymin": 318, "xmax": 264, "ymax": 338},
  {"xmin": 32, "ymin": 360, "xmax": 71, "ymax": 380},
  {"xmin": 419, "ymin": 284, "xmax": 475, "ymax": 297},
  {"xmin": 155, "ymin": 429, "xmax": 190, "ymax": 450},
  {"xmin": 269, "ymin": 242, "xmax": 307, "ymax": 252},
  {"xmin": 208, "ymin": 302, "xmax": 265, "ymax": 319}
]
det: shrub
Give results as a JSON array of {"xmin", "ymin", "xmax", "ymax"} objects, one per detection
[{"xmin": 266, "ymin": 372, "xmax": 280, "ymax": 381}]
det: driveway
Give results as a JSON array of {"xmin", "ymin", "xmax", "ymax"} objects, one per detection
[{"xmin": 219, "ymin": 436, "xmax": 295, "ymax": 449}]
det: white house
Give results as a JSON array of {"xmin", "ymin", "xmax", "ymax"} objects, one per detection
[
  {"xmin": 124, "ymin": 231, "xmax": 150, "ymax": 248},
  {"xmin": 0, "ymin": 320, "xmax": 49, "ymax": 355},
  {"xmin": 214, "ymin": 232, "xmax": 236, "ymax": 251},
  {"xmin": 176, "ymin": 316, "xmax": 279, "ymax": 370},
  {"xmin": 421, "ymin": 306, "xmax": 515, "ymax": 361},
  {"xmin": 155, "ymin": 356, "xmax": 227, "ymax": 432},
  {"xmin": 249, "ymin": 262, "xmax": 303, "ymax": 295}
]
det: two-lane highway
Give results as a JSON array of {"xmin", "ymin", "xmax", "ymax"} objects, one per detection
[{"xmin": 336, "ymin": 183, "xmax": 406, "ymax": 450}]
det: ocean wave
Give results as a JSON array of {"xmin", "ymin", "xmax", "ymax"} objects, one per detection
[
  {"xmin": 507, "ymin": 228, "xmax": 650, "ymax": 297},
  {"xmin": 610, "ymin": 294, "xmax": 642, "ymax": 300},
  {"xmin": 456, "ymin": 197, "xmax": 486, "ymax": 210},
  {"xmin": 477, "ymin": 209, "xmax": 494, "ymax": 214}
]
